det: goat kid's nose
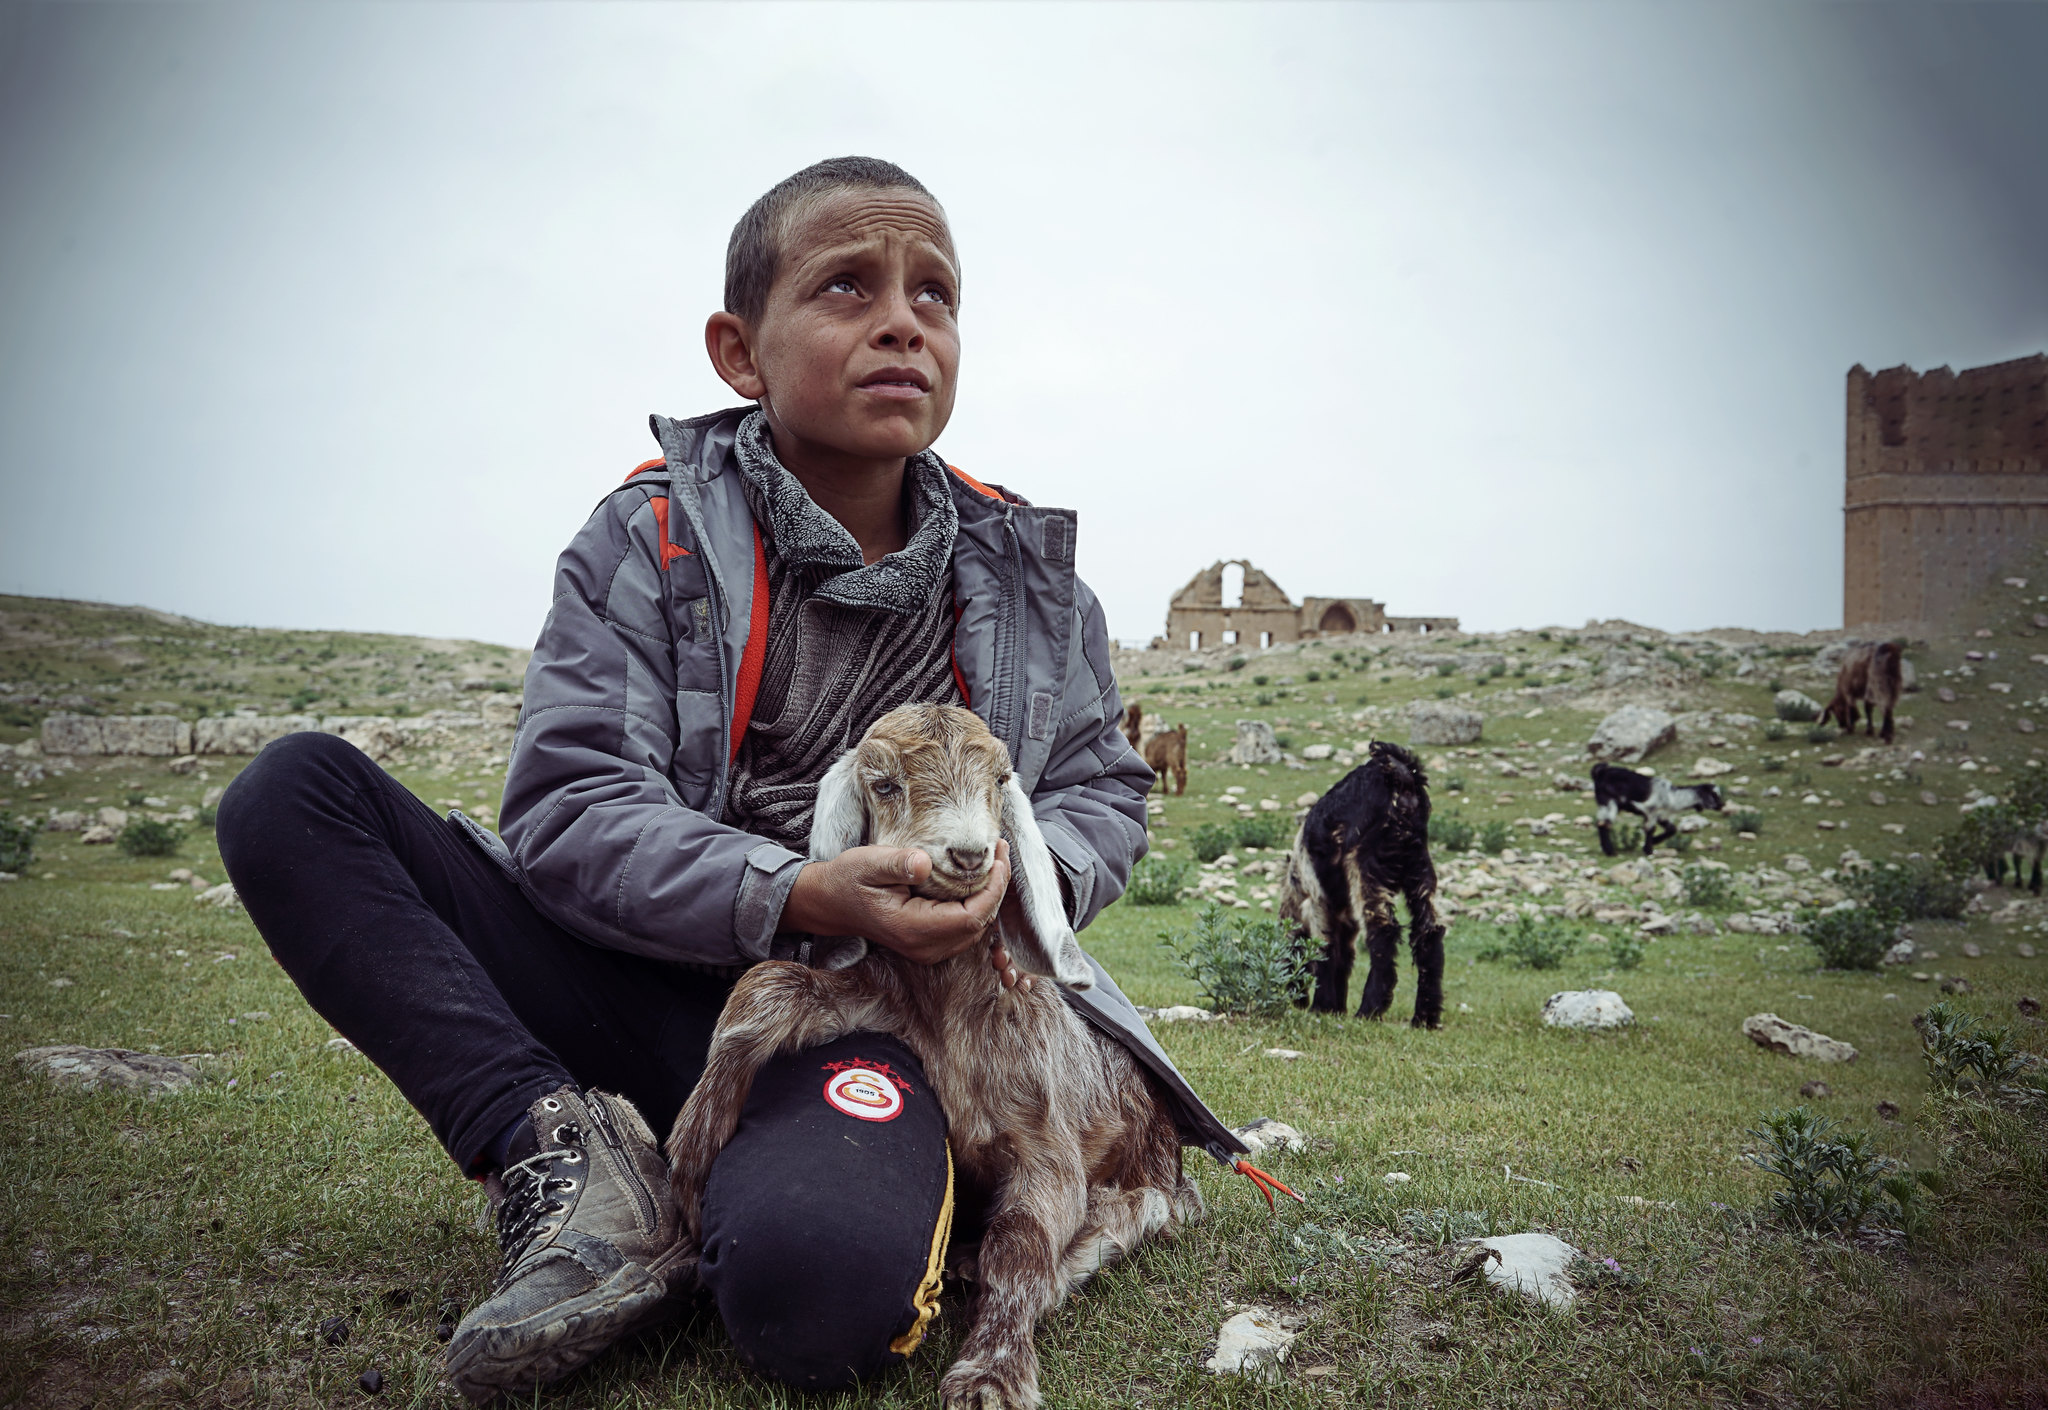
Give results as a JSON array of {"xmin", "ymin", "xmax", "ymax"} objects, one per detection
[{"xmin": 947, "ymin": 845, "xmax": 989, "ymax": 874}]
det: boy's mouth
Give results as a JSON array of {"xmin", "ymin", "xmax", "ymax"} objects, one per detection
[{"xmin": 857, "ymin": 366, "xmax": 931, "ymax": 399}]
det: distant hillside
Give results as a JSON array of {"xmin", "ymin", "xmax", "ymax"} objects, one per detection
[{"xmin": 0, "ymin": 595, "xmax": 529, "ymax": 748}]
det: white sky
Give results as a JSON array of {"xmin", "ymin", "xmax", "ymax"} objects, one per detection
[{"xmin": 2, "ymin": 3, "xmax": 2044, "ymax": 648}]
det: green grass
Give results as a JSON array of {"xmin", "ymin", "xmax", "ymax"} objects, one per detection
[{"xmin": 8, "ymin": 590, "xmax": 2048, "ymax": 1405}]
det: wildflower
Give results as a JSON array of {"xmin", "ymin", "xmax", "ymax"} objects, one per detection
[
  {"xmin": 1748, "ymin": 1336, "xmax": 1762, "ymax": 1346},
  {"xmin": 1603, "ymin": 1257, "xmax": 1620, "ymax": 1271},
  {"xmin": 226, "ymin": 1077, "xmax": 237, "ymax": 1089}
]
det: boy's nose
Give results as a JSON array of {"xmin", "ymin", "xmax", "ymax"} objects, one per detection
[{"xmin": 871, "ymin": 289, "xmax": 924, "ymax": 351}]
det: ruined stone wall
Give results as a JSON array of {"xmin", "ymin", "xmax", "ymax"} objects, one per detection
[
  {"xmin": 1845, "ymin": 354, "xmax": 2048, "ymax": 628},
  {"xmin": 1298, "ymin": 597, "xmax": 1387, "ymax": 636},
  {"xmin": 1163, "ymin": 558, "xmax": 1454, "ymax": 647}
]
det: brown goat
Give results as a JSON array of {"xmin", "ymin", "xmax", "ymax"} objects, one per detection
[
  {"xmin": 1823, "ymin": 641, "xmax": 1903, "ymax": 744},
  {"xmin": 1120, "ymin": 701, "xmax": 1143, "ymax": 750},
  {"xmin": 665, "ymin": 705, "xmax": 1200, "ymax": 1410},
  {"xmin": 1142, "ymin": 723, "xmax": 1187, "ymax": 796}
]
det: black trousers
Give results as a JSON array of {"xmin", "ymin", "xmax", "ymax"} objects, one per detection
[{"xmin": 217, "ymin": 732, "xmax": 952, "ymax": 1389}]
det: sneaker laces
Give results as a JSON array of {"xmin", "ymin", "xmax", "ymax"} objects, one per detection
[{"xmin": 493, "ymin": 1125, "xmax": 585, "ymax": 1276}]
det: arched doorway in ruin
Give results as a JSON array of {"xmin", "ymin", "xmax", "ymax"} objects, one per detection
[{"xmin": 1317, "ymin": 602, "xmax": 1357, "ymax": 635}]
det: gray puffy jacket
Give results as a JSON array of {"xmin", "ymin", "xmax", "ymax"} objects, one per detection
[{"xmin": 464, "ymin": 408, "xmax": 1245, "ymax": 1165}]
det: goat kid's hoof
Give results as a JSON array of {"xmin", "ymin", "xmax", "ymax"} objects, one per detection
[{"xmin": 940, "ymin": 1359, "xmax": 1041, "ymax": 1410}]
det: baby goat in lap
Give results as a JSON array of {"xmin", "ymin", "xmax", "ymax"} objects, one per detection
[
  {"xmin": 1278, "ymin": 742, "xmax": 1447, "ymax": 1028},
  {"xmin": 666, "ymin": 705, "xmax": 1199, "ymax": 1410}
]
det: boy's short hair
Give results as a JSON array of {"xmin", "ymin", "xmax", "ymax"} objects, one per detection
[{"xmin": 724, "ymin": 156, "xmax": 947, "ymax": 325}]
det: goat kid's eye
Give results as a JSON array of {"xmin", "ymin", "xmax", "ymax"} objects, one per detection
[{"xmin": 871, "ymin": 778, "xmax": 900, "ymax": 798}]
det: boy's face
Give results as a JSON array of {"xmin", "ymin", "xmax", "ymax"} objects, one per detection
[{"xmin": 709, "ymin": 189, "xmax": 961, "ymax": 466}]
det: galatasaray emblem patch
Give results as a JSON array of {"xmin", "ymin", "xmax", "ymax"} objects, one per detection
[{"xmin": 821, "ymin": 1060, "xmax": 909, "ymax": 1122}]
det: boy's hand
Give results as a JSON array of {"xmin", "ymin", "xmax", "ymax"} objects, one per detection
[{"xmin": 783, "ymin": 841, "xmax": 1027, "ymax": 986}]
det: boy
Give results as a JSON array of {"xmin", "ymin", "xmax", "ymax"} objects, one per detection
[{"xmin": 218, "ymin": 157, "xmax": 1241, "ymax": 1402}]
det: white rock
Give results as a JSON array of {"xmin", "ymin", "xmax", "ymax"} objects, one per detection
[
  {"xmin": 1690, "ymin": 757, "xmax": 1734, "ymax": 777},
  {"xmin": 1383, "ymin": 1171, "xmax": 1411, "ymax": 1184},
  {"xmin": 194, "ymin": 882, "xmax": 242, "ymax": 911},
  {"xmin": 1464, "ymin": 1232, "xmax": 1580, "ymax": 1309},
  {"xmin": 1263, "ymin": 1048, "xmax": 1304, "ymax": 1061},
  {"xmin": 79, "ymin": 825, "xmax": 117, "ymax": 845},
  {"xmin": 1409, "ymin": 701, "xmax": 1484, "ymax": 746},
  {"xmin": 1205, "ymin": 1306, "xmax": 1300, "ymax": 1381},
  {"xmin": 1881, "ymin": 938, "xmax": 1915, "ymax": 966},
  {"xmin": 1774, "ymin": 689, "xmax": 1824, "ymax": 720},
  {"xmin": 324, "ymin": 1036, "xmax": 360, "ymax": 1054},
  {"xmin": 1231, "ymin": 720, "xmax": 1282, "ymax": 766},
  {"xmin": 15, "ymin": 1046, "xmax": 203, "ymax": 1095},
  {"xmin": 1743, "ymin": 1013, "xmax": 1858, "ymax": 1062},
  {"xmin": 1231, "ymin": 1118, "xmax": 1307, "ymax": 1155},
  {"xmin": 1301, "ymin": 743, "xmax": 1333, "ymax": 761},
  {"xmin": 1540, "ymin": 990, "xmax": 1635, "ymax": 1029},
  {"xmin": 1138, "ymin": 1004, "xmax": 1216, "ymax": 1024},
  {"xmin": 1586, "ymin": 706, "xmax": 1676, "ymax": 763},
  {"xmin": 1294, "ymin": 792, "xmax": 1320, "ymax": 807}
]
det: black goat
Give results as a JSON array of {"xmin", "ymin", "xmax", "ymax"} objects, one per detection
[
  {"xmin": 1591, "ymin": 762, "xmax": 1725, "ymax": 856},
  {"xmin": 1277, "ymin": 741, "xmax": 1445, "ymax": 1028}
]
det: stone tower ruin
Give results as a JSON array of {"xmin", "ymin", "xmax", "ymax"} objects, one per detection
[{"xmin": 1844, "ymin": 354, "xmax": 2048, "ymax": 629}]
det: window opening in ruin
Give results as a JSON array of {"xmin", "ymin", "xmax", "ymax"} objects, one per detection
[
  {"xmin": 1318, "ymin": 603, "xmax": 1357, "ymax": 635},
  {"xmin": 1188, "ymin": 631, "xmax": 1202, "ymax": 650},
  {"xmin": 1259, "ymin": 631, "xmax": 1272, "ymax": 648},
  {"xmin": 1222, "ymin": 630, "xmax": 1238, "ymax": 646},
  {"xmin": 1220, "ymin": 562, "xmax": 1244, "ymax": 609}
]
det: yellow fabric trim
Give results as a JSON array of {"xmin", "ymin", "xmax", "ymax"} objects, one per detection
[{"xmin": 890, "ymin": 1139, "xmax": 955, "ymax": 1358}]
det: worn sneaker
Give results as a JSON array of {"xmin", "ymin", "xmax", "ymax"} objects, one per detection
[{"xmin": 443, "ymin": 1087, "xmax": 687, "ymax": 1402}]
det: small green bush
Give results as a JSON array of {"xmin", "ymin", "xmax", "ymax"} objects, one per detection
[
  {"xmin": 1429, "ymin": 811, "xmax": 1474, "ymax": 852},
  {"xmin": 1745, "ymin": 1107, "xmax": 1928, "ymax": 1238},
  {"xmin": 1802, "ymin": 904, "xmax": 1892, "ymax": 970},
  {"xmin": 1475, "ymin": 913, "xmax": 1577, "ymax": 970},
  {"xmin": 1252, "ymin": 675, "xmax": 1269, "ymax": 687},
  {"xmin": 1764, "ymin": 720, "xmax": 1788, "ymax": 741},
  {"xmin": 1847, "ymin": 860, "xmax": 1967, "ymax": 922},
  {"xmin": 1609, "ymin": 933, "xmax": 1645, "ymax": 970},
  {"xmin": 1435, "ymin": 663, "xmax": 1455, "ymax": 678},
  {"xmin": 1305, "ymin": 670, "xmax": 1321, "ymax": 683},
  {"xmin": 1681, "ymin": 864, "xmax": 1735, "ymax": 910},
  {"xmin": 1485, "ymin": 662, "xmax": 1506, "ymax": 679},
  {"xmin": 1161, "ymin": 905, "xmax": 1311, "ymax": 1017},
  {"xmin": 1477, "ymin": 820, "xmax": 1511, "ymax": 855},
  {"xmin": 1606, "ymin": 821, "xmax": 1644, "ymax": 855},
  {"xmin": 1124, "ymin": 854, "xmax": 1193, "ymax": 906},
  {"xmin": 196, "ymin": 804, "xmax": 218, "ymax": 829},
  {"xmin": 125, "ymin": 792, "xmax": 147, "ymax": 807},
  {"xmin": 1916, "ymin": 1001, "xmax": 2033, "ymax": 1094},
  {"xmin": 1443, "ymin": 773, "xmax": 1465, "ymax": 793},
  {"xmin": 1805, "ymin": 722, "xmax": 1837, "ymax": 745},
  {"xmin": 1760, "ymin": 754, "xmax": 1786, "ymax": 772},
  {"xmin": 1227, "ymin": 655, "xmax": 1247, "ymax": 672},
  {"xmin": 118, "ymin": 818, "xmax": 185, "ymax": 858},
  {"xmin": 1234, "ymin": 813, "xmax": 1291, "ymax": 851},
  {"xmin": 1189, "ymin": 824, "xmax": 1236, "ymax": 863},
  {"xmin": 1433, "ymin": 687, "xmax": 1455, "ymax": 700},
  {"xmin": 0, "ymin": 814, "xmax": 39, "ymax": 872},
  {"xmin": 1254, "ymin": 692, "xmax": 1274, "ymax": 707},
  {"xmin": 1776, "ymin": 695, "xmax": 1821, "ymax": 724},
  {"xmin": 1728, "ymin": 807, "xmax": 1764, "ymax": 834}
]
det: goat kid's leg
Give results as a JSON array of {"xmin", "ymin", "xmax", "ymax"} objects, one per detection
[
  {"xmin": 1353, "ymin": 889, "xmax": 1403, "ymax": 1021},
  {"xmin": 941, "ymin": 1165, "xmax": 1088, "ymax": 1410},
  {"xmin": 1055, "ymin": 1183, "xmax": 1181, "ymax": 1294},
  {"xmin": 664, "ymin": 965, "xmax": 862, "ymax": 1248},
  {"xmin": 1404, "ymin": 882, "xmax": 1447, "ymax": 1030}
]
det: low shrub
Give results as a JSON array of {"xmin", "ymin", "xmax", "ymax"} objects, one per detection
[
  {"xmin": 1607, "ymin": 821, "xmax": 1644, "ymax": 855},
  {"xmin": 1764, "ymin": 720, "xmax": 1788, "ymax": 742},
  {"xmin": 1124, "ymin": 854, "xmax": 1193, "ymax": 906},
  {"xmin": 1846, "ymin": 859, "xmax": 1967, "ymax": 922},
  {"xmin": 0, "ymin": 813, "xmax": 39, "ymax": 872},
  {"xmin": 1188, "ymin": 823, "xmax": 1236, "ymax": 863},
  {"xmin": 1442, "ymin": 773, "xmax": 1465, "ymax": 793},
  {"xmin": 1475, "ymin": 912, "xmax": 1577, "ymax": 970},
  {"xmin": 1234, "ymin": 813, "xmax": 1291, "ymax": 851},
  {"xmin": 1608, "ymin": 933, "xmax": 1646, "ymax": 969},
  {"xmin": 1776, "ymin": 695, "xmax": 1821, "ymax": 724},
  {"xmin": 117, "ymin": 819, "xmax": 184, "ymax": 858},
  {"xmin": 1252, "ymin": 674, "xmax": 1269, "ymax": 686},
  {"xmin": 1433, "ymin": 687, "xmax": 1455, "ymax": 700},
  {"xmin": 1477, "ymin": 820, "xmax": 1511, "ymax": 855},
  {"xmin": 1802, "ymin": 904, "xmax": 1892, "ymax": 970},
  {"xmin": 1429, "ymin": 811, "xmax": 1474, "ymax": 852},
  {"xmin": 1805, "ymin": 722, "xmax": 1837, "ymax": 744},
  {"xmin": 1745, "ymin": 1107, "xmax": 1928, "ymax": 1238},
  {"xmin": 1305, "ymin": 670, "xmax": 1321, "ymax": 683},
  {"xmin": 1436, "ymin": 663, "xmax": 1455, "ymax": 678},
  {"xmin": 1227, "ymin": 655, "xmax": 1247, "ymax": 672},
  {"xmin": 1681, "ymin": 864, "xmax": 1735, "ymax": 909},
  {"xmin": 1728, "ymin": 807, "xmax": 1764, "ymax": 834},
  {"xmin": 1915, "ymin": 1000, "xmax": 2033, "ymax": 1094},
  {"xmin": 1161, "ymin": 905, "xmax": 1311, "ymax": 1017},
  {"xmin": 196, "ymin": 804, "xmax": 218, "ymax": 829}
]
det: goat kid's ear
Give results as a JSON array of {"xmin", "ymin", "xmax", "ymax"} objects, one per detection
[
  {"xmin": 998, "ymin": 774, "xmax": 1094, "ymax": 990},
  {"xmin": 809, "ymin": 750, "xmax": 869, "ymax": 861}
]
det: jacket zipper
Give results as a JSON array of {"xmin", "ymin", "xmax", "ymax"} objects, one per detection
[{"xmin": 992, "ymin": 508, "xmax": 1025, "ymax": 757}]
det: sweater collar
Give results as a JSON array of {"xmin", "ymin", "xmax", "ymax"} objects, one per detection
[{"xmin": 732, "ymin": 409, "xmax": 958, "ymax": 614}]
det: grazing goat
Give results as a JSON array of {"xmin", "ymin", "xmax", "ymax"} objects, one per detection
[
  {"xmin": 1142, "ymin": 723, "xmax": 1187, "ymax": 796},
  {"xmin": 1822, "ymin": 641, "xmax": 1904, "ymax": 744},
  {"xmin": 1592, "ymin": 763, "xmax": 1725, "ymax": 856},
  {"xmin": 1276, "ymin": 741, "xmax": 1446, "ymax": 1027},
  {"xmin": 665, "ymin": 705, "xmax": 1202, "ymax": 1410}
]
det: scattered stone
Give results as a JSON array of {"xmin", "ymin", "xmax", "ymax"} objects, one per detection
[
  {"xmin": 2020, "ymin": 943, "xmax": 2038, "ymax": 959},
  {"xmin": 1204, "ymin": 1306, "xmax": 1300, "ymax": 1381},
  {"xmin": 168, "ymin": 753, "xmax": 200, "ymax": 774},
  {"xmin": 1263, "ymin": 1048, "xmax": 1304, "ymax": 1061},
  {"xmin": 1961, "ymin": 942, "xmax": 1983, "ymax": 958},
  {"xmin": 79, "ymin": 825, "xmax": 116, "ymax": 845},
  {"xmin": 15, "ymin": 1046, "xmax": 203, "ymax": 1095},
  {"xmin": 1774, "ymin": 689, "xmax": 1824, "ymax": 719},
  {"xmin": 1799, "ymin": 1080, "xmax": 1832, "ymax": 1099},
  {"xmin": 40, "ymin": 713, "xmax": 194, "ymax": 757},
  {"xmin": 1869, "ymin": 791, "xmax": 1888, "ymax": 806},
  {"xmin": 1921, "ymin": 790, "xmax": 1941, "ymax": 806},
  {"xmin": 202, "ymin": 786, "xmax": 227, "ymax": 809},
  {"xmin": 1540, "ymin": 990, "xmax": 1635, "ymax": 1030},
  {"xmin": 194, "ymin": 882, "xmax": 242, "ymax": 911},
  {"xmin": 1294, "ymin": 792, "xmax": 1319, "ymax": 808},
  {"xmin": 1586, "ymin": 706, "xmax": 1676, "ymax": 763},
  {"xmin": 1456, "ymin": 1233, "xmax": 1579, "ymax": 1310},
  {"xmin": 1937, "ymin": 686, "xmax": 1958, "ymax": 704},
  {"xmin": 1744, "ymin": 1013, "xmax": 1858, "ymax": 1062},
  {"xmin": 1383, "ymin": 1171, "xmax": 1411, "ymax": 1184},
  {"xmin": 1230, "ymin": 720, "xmax": 1282, "ymax": 766},
  {"xmin": 1300, "ymin": 744, "xmax": 1333, "ymax": 761},
  {"xmin": 1876, "ymin": 1100, "xmax": 1901, "ymax": 1121},
  {"xmin": 1690, "ymin": 757, "xmax": 1734, "ymax": 777},
  {"xmin": 319, "ymin": 1315, "xmax": 350, "ymax": 1346},
  {"xmin": 358, "ymin": 1369, "xmax": 383, "ymax": 1396},
  {"xmin": 1941, "ymin": 976, "xmax": 1974, "ymax": 994},
  {"xmin": 1881, "ymin": 938, "xmax": 1915, "ymax": 966},
  {"xmin": 1137, "ymin": 1004, "xmax": 1216, "ymax": 1024},
  {"xmin": 239, "ymin": 1011, "xmax": 272, "ymax": 1023},
  {"xmin": 2018, "ymin": 997, "xmax": 2041, "ymax": 1018},
  {"xmin": 1409, "ymin": 701, "xmax": 1484, "ymax": 746},
  {"xmin": 325, "ymin": 1036, "xmax": 361, "ymax": 1054},
  {"xmin": 1231, "ymin": 1118, "xmax": 1307, "ymax": 1155}
]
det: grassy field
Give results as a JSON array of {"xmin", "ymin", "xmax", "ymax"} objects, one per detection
[{"xmin": 4, "ymin": 588, "xmax": 2048, "ymax": 1407}]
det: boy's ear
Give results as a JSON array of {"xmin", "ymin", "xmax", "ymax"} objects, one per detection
[{"xmin": 705, "ymin": 312, "xmax": 766, "ymax": 401}]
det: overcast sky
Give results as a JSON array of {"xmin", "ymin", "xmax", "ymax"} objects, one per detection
[{"xmin": 2, "ymin": 3, "xmax": 2044, "ymax": 649}]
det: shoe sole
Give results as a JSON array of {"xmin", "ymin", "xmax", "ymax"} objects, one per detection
[{"xmin": 443, "ymin": 1262, "xmax": 668, "ymax": 1403}]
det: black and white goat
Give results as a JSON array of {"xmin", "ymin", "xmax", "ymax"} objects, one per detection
[
  {"xmin": 1277, "ymin": 741, "xmax": 1446, "ymax": 1028},
  {"xmin": 1592, "ymin": 762, "xmax": 1725, "ymax": 856}
]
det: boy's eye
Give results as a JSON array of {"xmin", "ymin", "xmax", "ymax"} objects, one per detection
[
  {"xmin": 913, "ymin": 286, "xmax": 951, "ymax": 305},
  {"xmin": 823, "ymin": 277, "xmax": 859, "ymax": 295}
]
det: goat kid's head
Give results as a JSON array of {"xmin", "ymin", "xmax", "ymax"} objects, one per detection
[{"xmin": 811, "ymin": 704, "xmax": 1094, "ymax": 990}]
